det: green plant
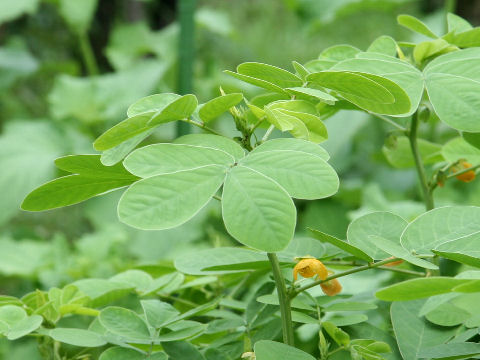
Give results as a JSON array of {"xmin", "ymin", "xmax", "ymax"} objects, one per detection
[{"xmin": 2, "ymin": 11, "xmax": 480, "ymax": 360}]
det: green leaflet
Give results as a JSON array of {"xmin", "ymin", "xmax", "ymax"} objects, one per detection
[
  {"xmin": 222, "ymin": 166, "xmax": 296, "ymax": 252},
  {"xmin": 127, "ymin": 93, "xmax": 180, "ymax": 117},
  {"xmin": 21, "ymin": 175, "xmax": 134, "ymax": 211},
  {"xmin": 424, "ymin": 48, "xmax": 480, "ymax": 132},
  {"xmin": 442, "ymin": 137, "xmax": 480, "ymax": 165},
  {"xmin": 118, "ymin": 165, "xmax": 226, "ymax": 230},
  {"xmin": 124, "ymin": 144, "xmax": 235, "ymax": 178},
  {"xmin": 254, "ymin": 340, "xmax": 315, "ymax": 360},
  {"xmin": 397, "ymin": 14, "xmax": 438, "ymax": 38},
  {"xmin": 235, "ymin": 62, "xmax": 302, "ymax": 88},
  {"xmin": 173, "ymin": 133, "xmax": 245, "ymax": 161},
  {"xmin": 100, "ymin": 129, "xmax": 155, "ymax": 166},
  {"xmin": 55, "ymin": 155, "xmax": 137, "ymax": 179},
  {"xmin": 148, "ymin": 94, "xmax": 198, "ymax": 126},
  {"xmin": 48, "ymin": 328, "xmax": 106, "ymax": 347},
  {"xmin": 367, "ymin": 35, "xmax": 397, "ymax": 57},
  {"xmin": 198, "ymin": 93, "xmax": 243, "ymax": 123},
  {"xmin": 307, "ymin": 70, "xmax": 411, "ymax": 115},
  {"xmin": 401, "ymin": 206, "xmax": 480, "ymax": 256},
  {"xmin": 383, "ymin": 136, "xmax": 443, "ymax": 168},
  {"xmin": 99, "ymin": 307, "xmax": 151, "ymax": 341},
  {"xmin": 240, "ymin": 150, "xmax": 338, "ymax": 199},
  {"xmin": 347, "ymin": 211, "xmax": 407, "ymax": 260},
  {"xmin": 250, "ymin": 137, "xmax": 330, "ymax": 160}
]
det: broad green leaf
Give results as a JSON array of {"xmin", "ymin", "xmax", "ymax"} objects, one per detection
[
  {"xmin": 224, "ymin": 70, "xmax": 288, "ymax": 94},
  {"xmin": 161, "ymin": 300, "xmax": 219, "ymax": 327},
  {"xmin": 447, "ymin": 13, "xmax": 472, "ymax": 34},
  {"xmin": 424, "ymin": 48, "xmax": 480, "ymax": 132},
  {"xmin": 279, "ymin": 236, "xmax": 328, "ymax": 260},
  {"xmin": 99, "ymin": 307, "xmax": 151, "ymax": 341},
  {"xmin": 401, "ymin": 206, "xmax": 480, "ymax": 256},
  {"xmin": 59, "ymin": 0, "xmax": 97, "ymax": 34},
  {"xmin": 331, "ymin": 53, "xmax": 423, "ymax": 116},
  {"xmin": 21, "ymin": 175, "xmax": 133, "ymax": 211},
  {"xmin": 367, "ymin": 35, "xmax": 397, "ymax": 57},
  {"xmin": 0, "ymin": 0, "xmax": 40, "ymax": 24},
  {"xmin": 99, "ymin": 347, "xmax": 152, "ymax": 360},
  {"xmin": 127, "ymin": 93, "xmax": 180, "ymax": 117},
  {"xmin": 6, "ymin": 315, "xmax": 43, "ymax": 340},
  {"xmin": 397, "ymin": 14, "xmax": 438, "ymax": 38},
  {"xmin": 323, "ymin": 302, "xmax": 377, "ymax": 312},
  {"xmin": 425, "ymin": 302, "xmax": 470, "ymax": 326},
  {"xmin": 173, "ymin": 134, "xmax": 245, "ymax": 161},
  {"xmin": 383, "ymin": 136, "xmax": 443, "ymax": 168},
  {"xmin": 432, "ymin": 250, "xmax": 480, "ymax": 268},
  {"xmin": 309, "ymin": 228, "xmax": 373, "ymax": 262},
  {"xmin": 442, "ymin": 137, "xmax": 480, "ymax": 165},
  {"xmin": 156, "ymin": 322, "xmax": 206, "ymax": 342},
  {"xmin": 326, "ymin": 314, "xmax": 368, "ymax": 327},
  {"xmin": 0, "ymin": 306, "xmax": 26, "ymax": 326},
  {"xmin": 347, "ymin": 212, "xmax": 407, "ymax": 260},
  {"xmin": 124, "ymin": 144, "xmax": 234, "ymax": 178},
  {"xmin": 322, "ymin": 321, "xmax": 350, "ymax": 346},
  {"xmin": 141, "ymin": 299, "xmax": 179, "ymax": 329},
  {"xmin": 48, "ymin": 328, "xmax": 106, "ymax": 347},
  {"xmin": 307, "ymin": 71, "xmax": 411, "ymax": 115},
  {"xmin": 413, "ymin": 38, "xmax": 455, "ymax": 65},
  {"xmin": 149, "ymin": 94, "xmax": 198, "ymax": 126},
  {"xmin": 446, "ymin": 27, "xmax": 480, "ymax": 48},
  {"xmin": 162, "ymin": 341, "xmax": 205, "ymax": 360},
  {"xmin": 100, "ymin": 129, "xmax": 155, "ymax": 166},
  {"xmin": 463, "ymin": 132, "xmax": 480, "ymax": 149},
  {"xmin": 376, "ymin": 277, "xmax": 470, "ymax": 301},
  {"xmin": 319, "ymin": 45, "xmax": 361, "ymax": 62},
  {"xmin": 236, "ymin": 62, "xmax": 302, "ymax": 88},
  {"xmin": 222, "ymin": 165, "xmax": 296, "ymax": 252},
  {"xmin": 55, "ymin": 155, "xmax": 137, "ymax": 179},
  {"xmin": 0, "ymin": 121, "xmax": 64, "ymax": 224},
  {"xmin": 174, "ymin": 247, "xmax": 268, "ymax": 275},
  {"xmin": 369, "ymin": 235, "xmax": 438, "ymax": 270},
  {"xmin": 391, "ymin": 300, "xmax": 457, "ymax": 360},
  {"xmin": 254, "ymin": 340, "xmax": 316, "ymax": 360},
  {"xmin": 198, "ymin": 93, "xmax": 243, "ymax": 123},
  {"xmin": 250, "ymin": 138, "xmax": 330, "ymax": 161},
  {"xmin": 72, "ymin": 279, "xmax": 133, "ymax": 306},
  {"xmin": 292, "ymin": 61, "xmax": 310, "ymax": 80},
  {"xmin": 118, "ymin": 165, "xmax": 226, "ymax": 230},
  {"xmin": 240, "ymin": 150, "xmax": 338, "ymax": 199},
  {"xmin": 110, "ymin": 270, "xmax": 153, "ymax": 293},
  {"xmin": 94, "ymin": 113, "xmax": 155, "ymax": 151},
  {"xmin": 285, "ymin": 87, "xmax": 337, "ymax": 104},
  {"xmin": 418, "ymin": 343, "xmax": 480, "ymax": 359}
]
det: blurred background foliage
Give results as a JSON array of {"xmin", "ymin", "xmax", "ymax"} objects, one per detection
[{"xmin": 1, "ymin": 0, "xmax": 479, "ymax": 358}]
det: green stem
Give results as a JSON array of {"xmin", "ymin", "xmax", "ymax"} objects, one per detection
[
  {"xmin": 369, "ymin": 113, "xmax": 406, "ymax": 131},
  {"xmin": 291, "ymin": 258, "xmax": 401, "ymax": 298},
  {"xmin": 261, "ymin": 124, "xmax": 275, "ymax": 143},
  {"xmin": 408, "ymin": 112, "xmax": 434, "ymax": 211},
  {"xmin": 186, "ymin": 118, "xmax": 224, "ymax": 136},
  {"xmin": 176, "ymin": 0, "xmax": 197, "ymax": 136},
  {"xmin": 267, "ymin": 253, "xmax": 294, "ymax": 346},
  {"xmin": 78, "ymin": 32, "xmax": 99, "ymax": 76}
]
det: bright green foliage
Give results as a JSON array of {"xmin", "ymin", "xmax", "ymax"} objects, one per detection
[
  {"xmin": 383, "ymin": 136, "xmax": 443, "ymax": 168},
  {"xmin": 397, "ymin": 15, "xmax": 438, "ymax": 38},
  {"xmin": 199, "ymin": 93, "xmax": 243, "ymax": 123},
  {"xmin": 48, "ymin": 328, "xmax": 106, "ymax": 347},
  {"xmin": 442, "ymin": 137, "xmax": 480, "ymax": 165},
  {"xmin": 254, "ymin": 340, "xmax": 315, "ymax": 360}
]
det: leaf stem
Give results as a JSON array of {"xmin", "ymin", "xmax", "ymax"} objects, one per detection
[
  {"xmin": 267, "ymin": 252, "xmax": 295, "ymax": 346},
  {"xmin": 291, "ymin": 258, "xmax": 401, "ymax": 298},
  {"xmin": 369, "ymin": 113, "xmax": 406, "ymax": 131},
  {"xmin": 261, "ymin": 124, "xmax": 275, "ymax": 144},
  {"xmin": 322, "ymin": 260, "xmax": 425, "ymax": 277},
  {"xmin": 408, "ymin": 112, "xmax": 434, "ymax": 210},
  {"xmin": 186, "ymin": 118, "xmax": 224, "ymax": 137}
]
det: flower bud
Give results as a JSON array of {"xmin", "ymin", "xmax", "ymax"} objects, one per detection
[
  {"xmin": 293, "ymin": 258, "xmax": 328, "ymax": 281},
  {"xmin": 320, "ymin": 278, "xmax": 342, "ymax": 296}
]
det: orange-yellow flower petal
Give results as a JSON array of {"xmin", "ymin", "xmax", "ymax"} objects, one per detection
[
  {"xmin": 320, "ymin": 278, "xmax": 342, "ymax": 296},
  {"xmin": 453, "ymin": 161, "xmax": 476, "ymax": 183},
  {"xmin": 293, "ymin": 258, "xmax": 328, "ymax": 281}
]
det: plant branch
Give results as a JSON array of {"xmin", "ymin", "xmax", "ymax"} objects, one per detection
[
  {"xmin": 260, "ymin": 124, "xmax": 275, "ymax": 144},
  {"xmin": 186, "ymin": 118, "xmax": 224, "ymax": 136},
  {"xmin": 78, "ymin": 32, "xmax": 99, "ymax": 76},
  {"xmin": 291, "ymin": 257, "xmax": 402, "ymax": 298},
  {"xmin": 267, "ymin": 253, "xmax": 295, "ymax": 346},
  {"xmin": 322, "ymin": 260, "xmax": 425, "ymax": 277},
  {"xmin": 446, "ymin": 163, "xmax": 480, "ymax": 179},
  {"xmin": 369, "ymin": 113, "xmax": 406, "ymax": 131},
  {"xmin": 408, "ymin": 112, "xmax": 434, "ymax": 210}
]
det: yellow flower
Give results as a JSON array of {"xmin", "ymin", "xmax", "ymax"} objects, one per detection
[
  {"xmin": 320, "ymin": 278, "xmax": 342, "ymax": 296},
  {"xmin": 453, "ymin": 161, "xmax": 476, "ymax": 183},
  {"xmin": 293, "ymin": 258, "xmax": 328, "ymax": 281}
]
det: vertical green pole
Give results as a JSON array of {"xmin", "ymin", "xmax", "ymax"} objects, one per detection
[{"xmin": 176, "ymin": 0, "xmax": 196, "ymax": 136}]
